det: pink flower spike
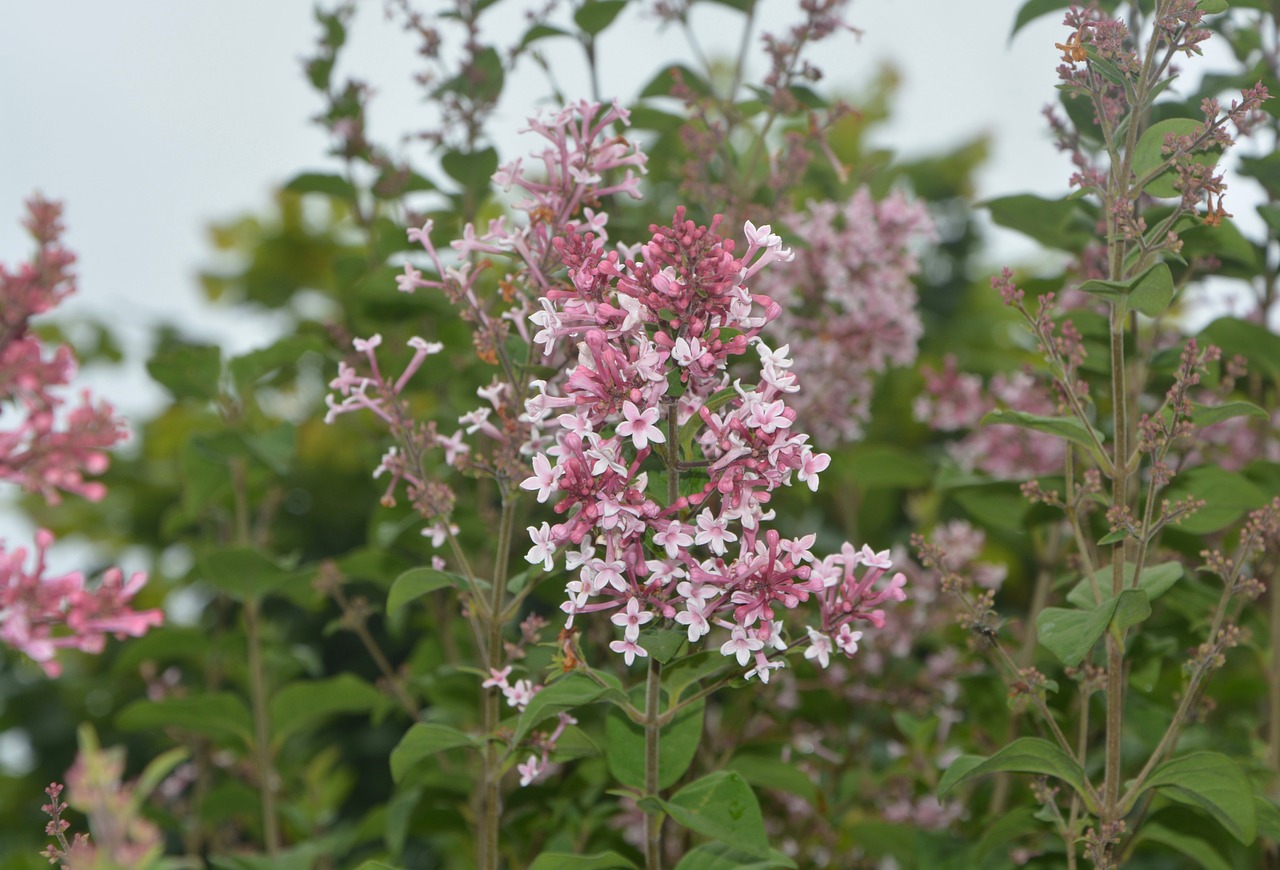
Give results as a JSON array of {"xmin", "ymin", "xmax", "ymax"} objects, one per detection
[
  {"xmin": 616, "ymin": 401, "xmax": 666, "ymax": 450},
  {"xmin": 609, "ymin": 637, "xmax": 648, "ymax": 666},
  {"xmin": 610, "ymin": 596, "xmax": 654, "ymax": 642}
]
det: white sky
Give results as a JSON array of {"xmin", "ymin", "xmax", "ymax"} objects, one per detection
[{"xmin": 0, "ymin": 0, "xmax": 1253, "ymax": 421}]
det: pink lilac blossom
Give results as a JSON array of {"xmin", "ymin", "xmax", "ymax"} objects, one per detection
[
  {"xmin": 0, "ymin": 198, "xmax": 161, "ymax": 675},
  {"xmin": 916, "ymin": 355, "xmax": 1065, "ymax": 479},
  {"xmin": 521, "ymin": 208, "xmax": 906, "ymax": 679},
  {"xmin": 754, "ymin": 187, "xmax": 933, "ymax": 444},
  {"xmin": 325, "ymin": 100, "xmax": 649, "ymax": 528}
]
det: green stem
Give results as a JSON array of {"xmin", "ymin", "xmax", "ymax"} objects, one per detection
[
  {"xmin": 644, "ymin": 655, "xmax": 665, "ymax": 870},
  {"xmin": 479, "ymin": 497, "xmax": 518, "ymax": 870},
  {"xmin": 1103, "ymin": 299, "xmax": 1129, "ymax": 825},
  {"xmin": 244, "ymin": 598, "xmax": 281, "ymax": 855}
]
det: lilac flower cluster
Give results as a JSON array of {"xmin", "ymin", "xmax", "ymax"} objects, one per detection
[
  {"xmin": 755, "ymin": 187, "xmax": 933, "ymax": 444},
  {"xmin": 0, "ymin": 198, "xmax": 162, "ymax": 675},
  {"xmin": 520, "ymin": 209, "xmax": 905, "ymax": 679},
  {"xmin": 325, "ymin": 101, "xmax": 648, "ymax": 524}
]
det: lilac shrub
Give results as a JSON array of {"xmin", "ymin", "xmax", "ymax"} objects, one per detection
[{"xmin": 326, "ymin": 97, "xmax": 910, "ymax": 866}]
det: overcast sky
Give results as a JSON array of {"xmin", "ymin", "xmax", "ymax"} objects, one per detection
[{"xmin": 0, "ymin": 0, "xmax": 1252, "ymax": 422}]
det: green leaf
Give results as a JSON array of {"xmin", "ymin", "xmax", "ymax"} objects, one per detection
[
  {"xmin": 241, "ymin": 425, "xmax": 296, "ymax": 476},
  {"xmin": 1164, "ymin": 465, "xmax": 1268, "ymax": 534},
  {"xmin": 606, "ymin": 697, "xmax": 704, "ymax": 790},
  {"xmin": 662, "ymin": 650, "xmax": 730, "ymax": 703},
  {"xmin": 1197, "ymin": 0, "xmax": 1229, "ymax": 12},
  {"xmin": 441, "ymin": 147, "xmax": 499, "ymax": 196},
  {"xmin": 130, "ymin": 746, "xmax": 190, "ymax": 810},
  {"xmin": 390, "ymin": 723, "xmax": 475, "ymax": 782},
  {"xmin": 640, "ymin": 64, "xmax": 712, "ymax": 99},
  {"xmin": 147, "ymin": 342, "xmax": 221, "ymax": 401},
  {"xmin": 1037, "ymin": 589, "xmax": 1149, "ymax": 667},
  {"xmin": 673, "ymin": 843, "xmax": 796, "ymax": 870},
  {"xmin": 980, "ymin": 409, "xmax": 1105, "ymax": 458},
  {"xmin": 228, "ymin": 335, "xmax": 325, "ymax": 390},
  {"xmin": 642, "ymin": 626, "xmax": 688, "ymax": 664},
  {"xmin": 662, "ymin": 771, "xmax": 768, "ymax": 857},
  {"xmin": 574, "ymin": 0, "xmax": 628, "ymax": 35},
  {"xmin": 726, "ymin": 752, "xmax": 818, "ymax": 803},
  {"xmin": 1010, "ymin": 0, "xmax": 1070, "ymax": 38},
  {"xmin": 1132, "ymin": 823, "xmax": 1232, "ymax": 870},
  {"xmin": 1240, "ymin": 151, "xmax": 1280, "ymax": 198},
  {"xmin": 283, "ymin": 172, "xmax": 357, "ymax": 202},
  {"xmin": 1255, "ymin": 796, "xmax": 1280, "ymax": 840},
  {"xmin": 983, "ymin": 193, "xmax": 1095, "ymax": 252},
  {"xmin": 1200, "ymin": 316, "xmax": 1280, "ymax": 382},
  {"xmin": 118, "ymin": 693, "xmax": 254, "ymax": 749},
  {"xmin": 387, "ymin": 567, "xmax": 459, "ymax": 616},
  {"xmin": 1179, "ymin": 218, "xmax": 1261, "ymax": 274},
  {"xmin": 1258, "ymin": 203, "xmax": 1280, "ymax": 236},
  {"xmin": 1136, "ymin": 752, "xmax": 1255, "ymax": 844},
  {"xmin": 529, "ymin": 852, "xmax": 637, "ymax": 870},
  {"xmin": 1078, "ymin": 262, "xmax": 1174, "ymax": 317},
  {"xmin": 513, "ymin": 672, "xmax": 613, "ymax": 745},
  {"xmin": 198, "ymin": 546, "xmax": 297, "ymax": 603},
  {"xmin": 353, "ymin": 863, "xmax": 405, "ymax": 870},
  {"xmin": 1190, "ymin": 400, "xmax": 1269, "ymax": 427},
  {"xmin": 1133, "ymin": 118, "xmax": 1220, "ymax": 198},
  {"xmin": 974, "ymin": 806, "xmax": 1043, "ymax": 864},
  {"xmin": 270, "ymin": 674, "xmax": 383, "ymax": 746},
  {"xmin": 517, "ymin": 23, "xmax": 570, "ymax": 51},
  {"xmin": 1066, "ymin": 562, "xmax": 1183, "ymax": 609},
  {"xmin": 938, "ymin": 738, "xmax": 1092, "ymax": 808},
  {"xmin": 843, "ymin": 445, "xmax": 932, "ymax": 490}
]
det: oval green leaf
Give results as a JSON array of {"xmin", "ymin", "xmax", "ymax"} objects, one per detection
[
  {"xmin": 662, "ymin": 771, "xmax": 768, "ymax": 857},
  {"xmin": 529, "ymin": 852, "xmax": 637, "ymax": 870},
  {"xmin": 270, "ymin": 674, "xmax": 383, "ymax": 746},
  {"xmin": 512, "ymin": 672, "xmax": 614, "ymax": 745},
  {"xmin": 387, "ymin": 567, "xmax": 459, "ymax": 616},
  {"xmin": 937, "ymin": 737, "xmax": 1092, "ymax": 809},
  {"xmin": 1135, "ymin": 751, "xmax": 1255, "ymax": 845},
  {"xmin": 605, "ymin": 696, "xmax": 704, "ymax": 790},
  {"xmin": 390, "ymin": 723, "xmax": 475, "ymax": 783}
]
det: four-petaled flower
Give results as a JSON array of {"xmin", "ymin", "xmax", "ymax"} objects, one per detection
[
  {"xmin": 520, "ymin": 454, "xmax": 562, "ymax": 503},
  {"xmin": 610, "ymin": 596, "xmax": 655, "ymax": 642},
  {"xmin": 720, "ymin": 625, "xmax": 764, "ymax": 666},
  {"xmin": 616, "ymin": 401, "xmax": 667, "ymax": 450},
  {"xmin": 609, "ymin": 637, "xmax": 649, "ymax": 666}
]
